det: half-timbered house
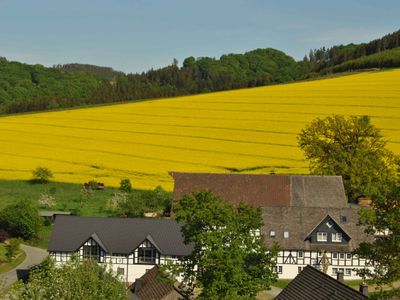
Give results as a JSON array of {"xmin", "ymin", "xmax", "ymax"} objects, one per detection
[
  {"xmin": 171, "ymin": 172, "xmax": 373, "ymax": 280},
  {"xmin": 48, "ymin": 216, "xmax": 193, "ymax": 284}
]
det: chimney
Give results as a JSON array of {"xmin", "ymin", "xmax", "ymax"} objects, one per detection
[
  {"xmin": 336, "ymin": 272, "xmax": 344, "ymax": 283},
  {"xmin": 359, "ymin": 283, "xmax": 368, "ymax": 297},
  {"xmin": 134, "ymin": 278, "xmax": 143, "ymax": 294}
]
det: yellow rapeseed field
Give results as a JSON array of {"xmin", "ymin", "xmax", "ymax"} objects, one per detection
[{"xmin": 0, "ymin": 69, "xmax": 399, "ymax": 190}]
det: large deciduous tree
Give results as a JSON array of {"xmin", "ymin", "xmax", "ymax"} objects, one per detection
[
  {"xmin": 297, "ymin": 115, "xmax": 399, "ymax": 202},
  {"xmin": 0, "ymin": 200, "xmax": 41, "ymax": 240},
  {"xmin": 354, "ymin": 184, "xmax": 400, "ymax": 299},
  {"xmin": 167, "ymin": 190, "xmax": 278, "ymax": 300}
]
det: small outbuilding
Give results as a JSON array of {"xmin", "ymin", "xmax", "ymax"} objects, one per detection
[{"xmin": 276, "ymin": 265, "xmax": 369, "ymax": 300}]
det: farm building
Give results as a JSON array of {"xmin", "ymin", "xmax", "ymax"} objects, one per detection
[
  {"xmin": 170, "ymin": 172, "xmax": 374, "ymax": 280},
  {"xmin": 130, "ymin": 266, "xmax": 184, "ymax": 300},
  {"xmin": 47, "ymin": 216, "xmax": 192, "ymax": 284},
  {"xmin": 276, "ymin": 265, "xmax": 369, "ymax": 299}
]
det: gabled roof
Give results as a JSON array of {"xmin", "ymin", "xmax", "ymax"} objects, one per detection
[
  {"xmin": 133, "ymin": 266, "xmax": 183, "ymax": 300},
  {"xmin": 304, "ymin": 215, "xmax": 351, "ymax": 242},
  {"xmin": 48, "ymin": 216, "xmax": 193, "ymax": 256},
  {"xmin": 276, "ymin": 265, "xmax": 369, "ymax": 300},
  {"xmin": 261, "ymin": 207, "xmax": 371, "ymax": 251},
  {"xmin": 170, "ymin": 172, "xmax": 347, "ymax": 208},
  {"xmin": 90, "ymin": 232, "xmax": 108, "ymax": 252}
]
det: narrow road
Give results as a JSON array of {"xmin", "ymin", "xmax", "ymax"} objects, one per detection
[{"xmin": 0, "ymin": 244, "xmax": 48, "ymax": 290}]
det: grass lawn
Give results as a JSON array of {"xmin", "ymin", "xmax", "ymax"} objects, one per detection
[
  {"xmin": 26, "ymin": 225, "xmax": 54, "ymax": 249},
  {"xmin": 272, "ymin": 279, "xmax": 291, "ymax": 289},
  {"xmin": 0, "ymin": 180, "xmax": 117, "ymax": 216},
  {"xmin": 0, "ymin": 179, "xmax": 168, "ymax": 216},
  {"xmin": 0, "ymin": 245, "xmax": 7, "ymax": 262},
  {"xmin": 0, "ymin": 246, "xmax": 26, "ymax": 274}
]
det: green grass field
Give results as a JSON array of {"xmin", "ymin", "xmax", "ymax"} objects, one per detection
[
  {"xmin": 0, "ymin": 246, "xmax": 26, "ymax": 274},
  {"xmin": 0, "ymin": 179, "xmax": 169, "ymax": 216}
]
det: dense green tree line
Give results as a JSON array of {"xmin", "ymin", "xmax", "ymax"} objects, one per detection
[
  {"xmin": 0, "ymin": 57, "xmax": 103, "ymax": 114},
  {"xmin": 0, "ymin": 29, "xmax": 399, "ymax": 114},
  {"xmin": 54, "ymin": 63, "xmax": 124, "ymax": 81},
  {"xmin": 306, "ymin": 29, "xmax": 400, "ymax": 71}
]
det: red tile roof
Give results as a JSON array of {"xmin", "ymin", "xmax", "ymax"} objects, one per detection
[
  {"xmin": 170, "ymin": 172, "xmax": 347, "ymax": 208},
  {"xmin": 170, "ymin": 172, "xmax": 291, "ymax": 207}
]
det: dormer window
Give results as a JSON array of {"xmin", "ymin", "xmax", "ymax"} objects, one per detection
[
  {"xmin": 138, "ymin": 248, "xmax": 157, "ymax": 264},
  {"xmin": 340, "ymin": 216, "xmax": 348, "ymax": 224},
  {"xmin": 284, "ymin": 231, "xmax": 289, "ymax": 239},
  {"xmin": 317, "ymin": 232, "xmax": 327, "ymax": 242},
  {"xmin": 332, "ymin": 233, "xmax": 343, "ymax": 242},
  {"xmin": 270, "ymin": 231, "xmax": 276, "ymax": 238}
]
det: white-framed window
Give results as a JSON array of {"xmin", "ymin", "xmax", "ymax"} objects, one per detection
[
  {"xmin": 317, "ymin": 232, "xmax": 327, "ymax": 242},
  {"xmin": 278, "ymin": 266, "xmax": 283, "ymax": 274},
  {"xmin": 332, "ymin": 232, "xmax": 343, "ymax": 242},
  {"xmin": 338, "ymin": 268, "xmax": 344, "ymax": 274},
  {"xmin": 332, "ymin": 252, "xmax": 338, "ymax": 259},
  {"xmin": 138, "ymin": 248, "xmax": 157, "ymax": 264},
  {"xmin": 332, "ymin": 268, "xmax": 338, "ymax": 275},
  {"xmin": 345, "ymin": 268, "xmax": 352, "ymax": 276},
  {"xmin": 298, "ymin": 266, "xmax": 302, "ymax": 273},
  {"xmin": 346, "ymin": 253, "xmax": 352, "ymax": 259},
  {"xmin": 284, "ymin": 231, "xmax": 289, "ymax": 239},
  {"xmin": 339, "ymin": 253, "xmax": 345, "ymax": 259},
  {"xmin": 270, "ymin": 231, "xmax": 276, "ymax": 238},
  {"xmin": 298, "ymin": 251, "xmax": 303, "ymax": 258},
  {"xmin": 326, "ymin": 221, "xmax": 334, "ymax": 228}
]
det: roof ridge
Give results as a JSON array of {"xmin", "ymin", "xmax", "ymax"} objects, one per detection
[
  {"xmin": 303, "ymin": 266, "xmax": 369, "ymax": 298},
  {"xmin": 57, "ymin": 215, "xmax": 176, "ymax": 222}
]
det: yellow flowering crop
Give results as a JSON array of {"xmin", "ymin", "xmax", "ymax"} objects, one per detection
[{"xmin": 0, "ymin": 69, "xmax": 399, "ymax": 190}]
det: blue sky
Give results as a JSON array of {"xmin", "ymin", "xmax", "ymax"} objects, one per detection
[{"xmin": 0, "ymin": 0, "xmax": 398, "ymax": 73}]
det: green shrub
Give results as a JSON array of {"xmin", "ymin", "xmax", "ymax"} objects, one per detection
[
  {"xmin": 31, "ymin": 167, "xmax": 53, "ymax": 184},
  {"xmin": 5, "ymin": 238, "xmax": 21, "ymax": 260},
  {"xmin": 0, "ymin": 200, "xmax": 41, "ymax": 240},
  {"xmin": 119, "ymin": 178, "xmax": 132, "ymax": 193}
]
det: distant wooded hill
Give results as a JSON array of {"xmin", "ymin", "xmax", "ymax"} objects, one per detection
[
  {"xmin": 1, "ymin": 29, "xmax": 399, "ymax": 114},
  {"xmin": 53, "ymin": 63, "xmax": 124, "ymax": 81}
]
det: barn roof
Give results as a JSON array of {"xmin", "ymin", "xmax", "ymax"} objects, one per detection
[
  {"xmin": 48, "ymin": 215, "xmax": 193, "ymax": 256},
  {"xmin": 170, "ymin": 172, "xmax": 347, "ymax": 208},
  {"xmin": 261, "ymin": 206, "xmax": 371, "ymax": 251},
  {"xmin": 276, "ymin": 265, "xmax": 369, "ymax": 300}
]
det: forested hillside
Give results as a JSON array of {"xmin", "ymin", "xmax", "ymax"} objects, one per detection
[
  {"xmin": 306, "ymin": 29, "xmax": 400, "ymax": 72},
  {"xmin": 0, "ymin": 29, "xmax": 399, "ymax": 114},
  {"xmin": 0, "ymin": 58, "xmax": 103, "ymax": 114},
  {"xmin": 54, "ymin": 63, "xmax": 124, "ymax": 81}
]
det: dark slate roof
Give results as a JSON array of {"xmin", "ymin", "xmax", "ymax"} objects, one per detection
[
  {"xmin": 48, "ymin": 215, "xmax": 193, "ymax": 256},
  {"xmin": 170, "ymin": 172, "xmax": 347, "ymax": 208},
  {"xmin": 133, "ymin": 266, "xmax": 182, "ymax": 300},
  {"xmin": 262, "ymin": 206, "xmax": 371, "ymax": 251},
  {"xmin": 276, "ymin": 265, "xmax": 369, "ymax": 300}
]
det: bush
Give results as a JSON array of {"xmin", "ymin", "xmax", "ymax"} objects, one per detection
[
  {"xmin": 0, "ymin": 200, "xmax": 41, "ymax": 240},
  {"xmin": 87, "ymin": 180, "xmax": 98, "ymax": 190},
  {"xmin": 0, "ymin": 229, "xmax": 10, "ymax": 243},
  {"xmin": 8, "ymin": 257, "xmax": 128, "ymax": 299},
  {"xmin": 111, "ymin": 186, "xmax": 172, "ymax": 218},
  {"xmin": 31, "ymin": 167, "xmax": 53, "ymax": 183},
  {"xmin": 38, "ymin": 193, "xmax": 56, "ymax": 208},
  {"xmin": 5, "ymin": 238, "xmax": 21, "ymax": 261},
  {"xmin": 119, "ymin": 178, "xmax": 132, "ymax": 193}
]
